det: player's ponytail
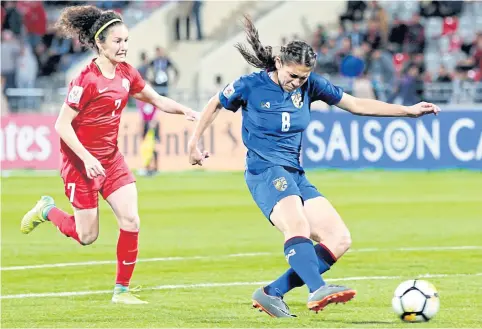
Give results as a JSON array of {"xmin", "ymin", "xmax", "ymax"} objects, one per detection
[
  {"xmin": 234, "ymin": 15, "xmax": 317, "ymax": 71},
  {"xmin": 55, "ymin": 5, "xmax": 123, "ymax": 52},
  {"xmin": 234, "ymin": 15, "xmax": 277, "ymax": 71}
]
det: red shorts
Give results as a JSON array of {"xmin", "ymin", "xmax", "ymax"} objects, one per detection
[{"xmin": 60, "ymin": 152, "xmax": 136, "ymax": 209}]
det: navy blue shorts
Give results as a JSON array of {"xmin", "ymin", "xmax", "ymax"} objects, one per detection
[{"xmin": 244, "ymin": 166, "xmax": 323, "ymax": 222}]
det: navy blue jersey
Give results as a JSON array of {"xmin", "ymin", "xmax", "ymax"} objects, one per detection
[{"xmin": 219, "ymin": 70, "xmax": 343, "ymax": 174}]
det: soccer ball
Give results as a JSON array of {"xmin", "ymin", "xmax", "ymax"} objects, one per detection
[{"xmin": 391, "ymin": 279, "xmax": 440, "ymax": 322}]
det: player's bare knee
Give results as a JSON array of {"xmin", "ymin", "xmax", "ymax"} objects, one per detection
[
  {"xmin": 330, "ymin": 232, "xmax": 352, "ymax": 257},
  {"xmin": 118, "ymin": 214, "xmax": 140, "ymax": 231},
  {"xmin": 338, "ymin": 232, "xmax": 352, "ymax": 253},
  {"xmin": 77, "ymin": 231, "xmax": 98, "ymax": 245},
  {"xmin": 284, "ymin": 217, "xmax": 310, "ymax": 239}
]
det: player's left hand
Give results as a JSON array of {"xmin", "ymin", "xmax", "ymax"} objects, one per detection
[
  {"xmin": 188, "ymin": 140, "xmax": 210, "ymax": 166},
  {"xmin": 185, "ymin": 109, "xmax": 200, "ymax": 121},
  {"xmin": 406, "ymin": 102, "xmax": 441, "ymax": 118}
]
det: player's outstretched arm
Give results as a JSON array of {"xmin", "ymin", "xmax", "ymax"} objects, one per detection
[
  {"xmin": 336, "ymin": 93, "xmax": 441, "ymax": 118},
  {"xmin": 132, "ymin": 84, "xmax": 199, "ymax": 121},
  {"xmin": 187, "ymin": 94, "xmax": 223, "ymax": 166},
  {"xmin": 55, "ymin": 104, "xmax": 105, "ymax": 178}
]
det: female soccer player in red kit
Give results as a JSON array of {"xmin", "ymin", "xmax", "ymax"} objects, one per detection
[{"xmin": 20, "ymin": 6, "xmax": 198, "ymax": 304}]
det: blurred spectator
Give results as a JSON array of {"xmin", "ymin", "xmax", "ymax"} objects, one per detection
[
  {"xmin": 191, "ymin": 0, "xmax": 203, "ymax": 40},
  {"xmin": 137, "ymin": 100, "xmax": 160, "ymax": 176},
  {"xmin": 367, "ymin": 49, "xmax": 396, "ymax": 100},
  {"xmin": 365, "ymin": 1, "xmax": 380, "ymax": 20},
  {"xmin": 470, "ymin": 34, "xmax": 482, "ymax": 73},
  {"xmin": 407, "ymin": 53, "xmax": 427, "ymax": 76},
  {"xmin": 442, "ymin": 16, "xmax": 459, "ymax": 36},
  {"xmin": 359, "ymin": 41, "xmax": 373, "ymax": 64},
  {"xmin": 150, "ymin": 47, "xmax": 179, "ymax": 96},
  {"xmin": 335, "ymin": 24, "xmax": 348, "ymax": 50},
  {"xmin": 440, "ymin": 1, "xmax": 464, "ymax": 17},
  {"xmin": 339, "ymin": 1, "xmax": 366, "ymax": 28},
  {"xmin": 175, "ymin": 1, "xmax": 192, "ymax": 41},
  {"xmin": 406, "ymin": 13, "xmax": 425, "ymax": 54},
  {"xmin": 389, "ymin": 65, "xmax": 423, "ymax": 105},
  {"xmin": 364, "ymin": 19, "xmax": 382, "ymax": 50},
  {"xmin": 452, "ymin": 69, "xmax": 476, "ymax": 103},
  {"xmin": 335, "ymin": 37, "xmax": 352, "ymax": 67},
  {"xmin": 366, "ymin": 1, "xmax": 389, "ymax": 43},
  {"xmin": 347, "ymin": 22, "xmax": 364, "ymax": 48},
  {"xmin": 16, "ymin": 43, "xmax": 39, "ymax": 109},
  {"xmin": 436, "ymin": 65, "xmax": 453, "ymax": 82},
  {"xmin": 316, "ymin": 43, "xmax": 338, "ymax": 75},
  {"xmin": 175, "ymin": 1, "xmax": 203, "ymax": 41},
  {"xmin": 60, "ymin": 38, "xmax": 88, "ymax": 71},
  {"xmin": 34, "ymin": 42, "xmax": 50, "ymax": 76},
  {"xmin": 388, "ymin": 16, "xmax": 408, "ymax": 53},
  {"xmin": 138, "ymin": 52, "xmax": 150, "ymax": 80},
  {"xmin": 1, "ymin": 1, "xmax": 23, "ymax": 37},
  {"xmin": 20, "ymin": 1, "xmax": 47, "ymax": 49},
  {"xmin": 49, "ymin": 29, "xmax": 72, "ymax": 58},
  {"xmin": 1, "ymin": 30, "xmax": 21, "ymax": 91},
  {"xmin": 311, "ymin": 25, "xmax": 328, "ymax": 49},
  {"xmin": 420, "ymin": 0, "xmax": 443, "ymax": 17},
  {"xmin": 456, "ymin": 34, "xmax": 482, "ymax": 74},
  {"xmin": 16, "ymin": 43, "xmax": 38, "ymax": 89}
]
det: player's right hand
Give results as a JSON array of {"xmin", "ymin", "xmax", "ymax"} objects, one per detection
[
  {"xmin": 83, "ymin": 154, "xmax": 106, "ymax": 179},
  {"xmin": 188, "ymin": 141, "xmax": 209, "ymax": 166}
]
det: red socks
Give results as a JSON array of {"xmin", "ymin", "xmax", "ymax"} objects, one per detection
[
  {"xmin": 47, "ymin": 207, "xmax": 81, "ymax": 244},
  {"xmin": 115, "ymin": 229, "xmax": 139, "ymax": 287},
  {"xmin": 48, "ymin": 208, "xmax": 139, "ymax": 287}
]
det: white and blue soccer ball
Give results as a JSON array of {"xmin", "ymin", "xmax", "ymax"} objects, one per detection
[{"xmin": 392, "ymin": 279, "xmax": 440, "ymax": 323}]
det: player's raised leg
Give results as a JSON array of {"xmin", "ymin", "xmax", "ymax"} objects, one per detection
[
  {"xmin": 304, "ymin": 196, "xmax": 356, "ymax": 312},
  {"xmin": 21, "ymin": 176, "xmax": 100, "ymax": 246},
  {"xmin": 105, "ymin": 181, "xmax": 146, "ymax": 305}
]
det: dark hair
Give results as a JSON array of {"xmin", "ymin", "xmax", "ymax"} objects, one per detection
[
  {"xmin": 234, "ymin": 15, "xmax": 317, "ymax": 71},
  {"xmin": 55, "ymin": 5, "xmax": 123, "ymax": 52}
]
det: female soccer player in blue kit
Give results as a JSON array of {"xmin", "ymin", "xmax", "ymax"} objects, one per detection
[{"xmin": 188, "ymin": 17, "xmax": 440, "ymax": 318}]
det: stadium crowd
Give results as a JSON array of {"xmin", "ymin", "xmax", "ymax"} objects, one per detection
[
  {"xmin": 310, "ymin": 1, "xmax": 482, "ymax": 104},
  {"xmin": 2, "ymin": 0, "xmax": 482, "ymax": 115}
]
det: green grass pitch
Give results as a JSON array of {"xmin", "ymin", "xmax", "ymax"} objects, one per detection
[{"xmin": 1, "ymin": 170, "xmax": 481, "ymax": 328}]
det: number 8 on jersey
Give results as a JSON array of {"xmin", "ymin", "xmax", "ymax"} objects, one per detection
[{"xmin": 281, "ymin": 112, "xmax": 291, "ymax": 132}]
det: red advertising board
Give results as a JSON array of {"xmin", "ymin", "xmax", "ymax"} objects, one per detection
[
  {"xmin": 1, "ymin": 111, "xmax": 246, "ymax": 171},
  {"xmin": 1, "ymin": 114, "xmax": 60, "ymax": 170}
]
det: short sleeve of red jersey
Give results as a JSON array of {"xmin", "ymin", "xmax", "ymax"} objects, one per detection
[
  {"xmin": 127, "ymin": 64, "xmax": 146, "ymax": 95},
  {"xmin": 65, "ymin": 74, "xmax": 93, "ymax": 111}
]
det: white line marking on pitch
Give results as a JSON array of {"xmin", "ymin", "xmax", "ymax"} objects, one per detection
[
  {"xmin": 2, "ymin": 246, "xmax": 481, "ymax": 272},
  {"xmin": 1, "ymin": 272, "xmax": 481, "ymax": 300}
]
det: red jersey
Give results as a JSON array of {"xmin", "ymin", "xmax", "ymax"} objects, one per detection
[{"xmin": 63, "ymin": 59, "xmax": 146, "ymax": 165}]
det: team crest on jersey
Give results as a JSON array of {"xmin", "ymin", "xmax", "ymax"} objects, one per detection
[
  {"xmin": 291, "ymin": 91, "xmax": 303, "ymax": 108},
  {"xmin": 122, "ymin": 78, "xmax": 130, "ymax": 92},
  {"xmin": 273, "ymin": 177, "xmax": 288, "ymax": 192},
  {"xmin": 222, "ymin": 82, "xmax": 235, "ymax": 98},
  {"xmin": 68, "ymin": 86, "xmax": 83, "ymax": 104}
]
